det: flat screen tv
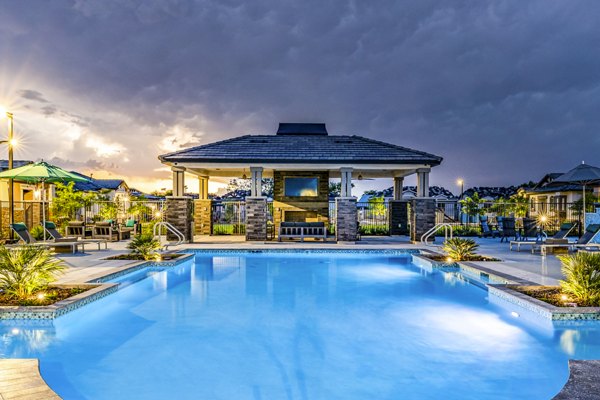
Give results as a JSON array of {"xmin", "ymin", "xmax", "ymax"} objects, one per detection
[{"xmin": 284, "ymin": 177, "xmax": 318, "ymax": 197}]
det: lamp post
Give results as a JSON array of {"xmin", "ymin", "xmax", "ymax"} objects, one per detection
[
  {"xmin": 0, "ymin": 108, "xmax": 15, "ymax": 238},
  {"xmin": 457, "ymin": 178, "xmax": 464, "ymax": 224}
]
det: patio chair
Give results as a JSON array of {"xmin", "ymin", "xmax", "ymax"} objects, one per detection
[
  {"xmin": 66, "ymin": 221, "xmax": 86, "ymax": 238},
  {"xmin": 92, "ymin": 222, "xmax": 120, "ymax": 242},
  {"xmin": 513, "ymin": 222, "xmax": 576, "ymax": 252},
  {"xmin": 500, "ymin": 217, "xmax": 517, "ymax": 243},
  {"xmin": 44, "ymin": 221, "xmax": 108, "ymax": 251},
  {"xmin": 538, "ymin": 224, "xmax": 600, "ymax": 256},
  {"xmin": 10, "ymin": 223, "xmax": 83, "ymax": 254},
  {"xmin": 479, "ymin": 216, "xmax": 499, "ymax": 238},
  {"xmin": 520, "ymin": 218, "xmax": 538, "ymax": 240}
]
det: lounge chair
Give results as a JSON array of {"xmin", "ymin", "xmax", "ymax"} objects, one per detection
[
  {"xmin": 44, "ymin": 221, "xmax": 108, "ymax": 251},
  {"xmin": 500, "ymin": 217, "xmax": 517, "ymax": 243},
  {"xmin": 10, "ymin": 223, "xmax": 83, "ymax": 254},
  {"xmin": 538, "ymin": 224, "xmax": 600, "ymax": 256},
  {"xmin": 511, "ymin": 222, "xmax": 576, "ymax": 252},
  {"xmin": 479, "ymin": 216, "xmax": 499, "ymax": 238}
]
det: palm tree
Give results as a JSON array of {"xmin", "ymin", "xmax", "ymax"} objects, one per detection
[{"xmin": 0, "ymin": 245, "xmax": 65, "ymax": 299}]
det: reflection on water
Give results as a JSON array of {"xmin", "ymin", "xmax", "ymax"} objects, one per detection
[
  {"xmin": 2, "ymin": 253, "xmax": 600, "ymax": 400},
  {"xmin": 0, "ymin": 323, "xmax": 56, "ymax": 357}
]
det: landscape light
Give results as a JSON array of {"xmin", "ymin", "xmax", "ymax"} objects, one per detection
[
  {"xmin": 561, "ymin": 294, "xmax": 568, "ymax": 301},
  {"xmin": 155, "ymin": 211, "xmax": 162, "ymax": 218},
  {"xmin": 37, "ymin": 292, "xmax": 46, "ymax": 300},
  {"xmin": 446, "ymin": 257, "xmax": 453, "ymax": 263}
]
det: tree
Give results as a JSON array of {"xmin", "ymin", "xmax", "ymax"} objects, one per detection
[
  {"xmin": 507, "ymin": 192, "xmax": 529, "ymax": 218},
  {"xmin": 328, "ymin": 181, "xmax": 355, "ymax": 198},
  {"xmin": 50, "ymin": 182, "xmax": 97, "ymax": 224},
  {"xmin": 569, "ymin": 195, "xmax": 600, "ymax": 216},
  {"xmin": 459, "ymin": 192, "xmax": 483, "ymax": 218},
  {"xmin": 226, "ymin": 178, "xmax": 274, "ymax": 197},
  {"xmin": 368, "ymin": 196, "xmax": 386, "ymax": 217}
]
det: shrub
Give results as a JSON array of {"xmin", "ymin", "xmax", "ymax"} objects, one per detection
[
  {"xmin": 127, "ymin": 234, "xmax": 161, "ymax": 261},
  {"xmin": 559, "ymin": 252, "xmax": 600, "ymax": 306},
  {"xmin": 442, "ymin": 238, "xmax": 479, "ymax": 261},
  {"xmin": 0, "ymin": 245, "xmax": 65, "ymax": 299},
  {"xmin": 30, "ymin": 225, "xmax": 45, "ymax": 241}
]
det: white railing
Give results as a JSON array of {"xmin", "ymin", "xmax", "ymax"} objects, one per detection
[
  {"xmin": 421, "ymin": 223, "xmax": 453, "ymax": 246},
  {"xmin": 153, "ymin": 222, "xmax": 185, "ymax": 250}
]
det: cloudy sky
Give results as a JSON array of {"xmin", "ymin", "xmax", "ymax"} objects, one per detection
[{"xmin": 1, "ymin": 0, "xmax": 599, "ymax": 195}]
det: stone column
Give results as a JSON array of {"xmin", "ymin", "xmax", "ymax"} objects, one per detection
[
  {"xmin": 165, "ymin": 196, "xmax": 193, "ymax": 242},
  {"xmin": 336, "ymin": 197, "xmax": 358, "ymax": 242},
  {"xmin": 194, "ymin": 199, "xmax": 212, "ymax": 235},
  {"xmin": 389, "ymin": 200, "xmax": 409, "ymax": 235},
  {"xmin": 340, "ymin": 168, "xmax": 353, "ymax": 197},
  {"xmin": 246, "ymin": 197, "xmax": 267, "ymax": 241},
  {"xmin": 172, "ymin": 167, "xmax": 186, "ymax": 197},
  {"xmin": 393, "ymin": 177, "xmax": 404, "ymax": 200},
  {"xmin": 416, "ymin": 168, "xmax": 430, "ymax": 198},
  {"xmin": 250, "ymin": 167, "xmax": 263, "ymax": 197},
  {"xmin": 410, "ymin": 198, "xmax": 436, "ymax": 243}
]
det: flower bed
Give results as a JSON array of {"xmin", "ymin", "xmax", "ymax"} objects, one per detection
[{"xmin": 0, "ymin": 286, "xmax": 92, "ymax": 307}]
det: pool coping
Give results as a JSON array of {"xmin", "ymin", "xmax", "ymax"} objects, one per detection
[
  {"xmin": 0, "ymin": 253, "xmax": 195, "ymax": 320},
  {"xmin": 0, "ymin": 358, "xmax": 61, "ymax": 399},
  {"xmin": 553, "ymin": 360, "xmax": 600, "ymax": 399},
  {"xmin": 412, "ymin": 252, "xmax": 600, "ymax": 320}
]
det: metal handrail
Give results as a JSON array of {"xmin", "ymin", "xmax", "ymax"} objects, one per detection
[
  {"xmin": 153, "ymin": 222, "xmax": 186, "ymax": 250},
  {"xmin": 421, "ymin": 223, "xmax": 454, "ymax": 246}
]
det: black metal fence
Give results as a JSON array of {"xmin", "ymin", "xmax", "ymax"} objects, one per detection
[{"xmin": 440, "ymin": 201, "xmax": 596, "ymax": 236}]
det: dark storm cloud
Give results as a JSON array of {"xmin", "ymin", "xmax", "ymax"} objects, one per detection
[
  {"xmin": 1, "ymin": 0, "xmax": 600, "ymax": 189},
  {"xmin": 18, "ymin": 89, "xmax": 49, "ymax": 103}
]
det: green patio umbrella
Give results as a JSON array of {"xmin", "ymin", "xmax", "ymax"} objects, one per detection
[{"xmin": 0, "ymin": 161, "xmax": 90, "ymax": 240}]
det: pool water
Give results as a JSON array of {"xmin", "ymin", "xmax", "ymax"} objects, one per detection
[{"xmin": 2, "ymin": 252, "xmax": 600, "ymax": 399}]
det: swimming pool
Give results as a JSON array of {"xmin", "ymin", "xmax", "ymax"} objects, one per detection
[{"xmin": 2, "ymin": 251, "xmax": 600, "ymax": 399}]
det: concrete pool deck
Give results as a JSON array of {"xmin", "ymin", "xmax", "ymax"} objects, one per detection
[{"xmin": 53, "ymin": 235, "xmax": 564, "ymax": 286}]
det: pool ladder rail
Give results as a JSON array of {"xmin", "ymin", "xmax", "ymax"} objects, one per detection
[
  {"xmin": 153, "ymin": 221, "xmax": 186, "ymax": 251},
  {"xmin": 420, "ymin": 223, "xmax": 454, "ymax": 246}
]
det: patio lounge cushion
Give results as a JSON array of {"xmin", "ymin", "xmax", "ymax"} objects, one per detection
[
  {"xmin": 11, "ymin": 223, "xmax": 28, "ymax": 232},
  {"xmin": 68, "ymin": 221, "xmax": 85, "ymax": 227},
  {"xmin": 125, "ymin": 220, "xmax": 136, "ymax": 228},
  {"xmin": 45, "ymin": 221, "xmax": 57, "ymax": 230}
]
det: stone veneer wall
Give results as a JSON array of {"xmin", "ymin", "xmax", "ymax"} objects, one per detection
[
  {"xmin": 272, "ymin": 171, "xmax": 330, "ymax": 233},
  {"xmin": 336, "ymin": 197, "xmax": 358, "ymax": 241},
  {"xmin": 246, "ymin": 197, "xmax": 267, "ymax": 241},
  {"xmin": 194, "ymin": 199, "xmax": 212, "ymax": 235},
  {"xmin": 165, "ymin": 196, "xmax": 193, "ymax": 242},
  {"xmin": 410, "ymin": 198, "xmax": 436, "ymax": 243},
  {"xmin": 389, "ymin": 200, "xmax": 409, "ymax": 235}
]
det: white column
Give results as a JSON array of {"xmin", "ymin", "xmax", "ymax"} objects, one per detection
[
  {"xmin": 172, "ymin": 167, "xmax": 186, "ymax": 197},
  {"xmin": 198, "ymin": 176, "xmax": 209, "ymax": 200},
  {"xmin": 393, "ymin": 177, "xmax": 404, "ymax": 200},
  {"xmin": 416, "ymin": 168, "xmax": 430, "ymax": 198},
  {"xmin": 250, "ymin": 167, "xmax": 263, "ymax": 197},
  {"xmin": 340, "ymin": 168, "xmax": 353, "ymax": 197}
]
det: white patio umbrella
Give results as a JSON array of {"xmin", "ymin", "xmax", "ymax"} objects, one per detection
[{"xmin": 553, "ymin": 162, "xmax": 600, "ymax": 230}]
